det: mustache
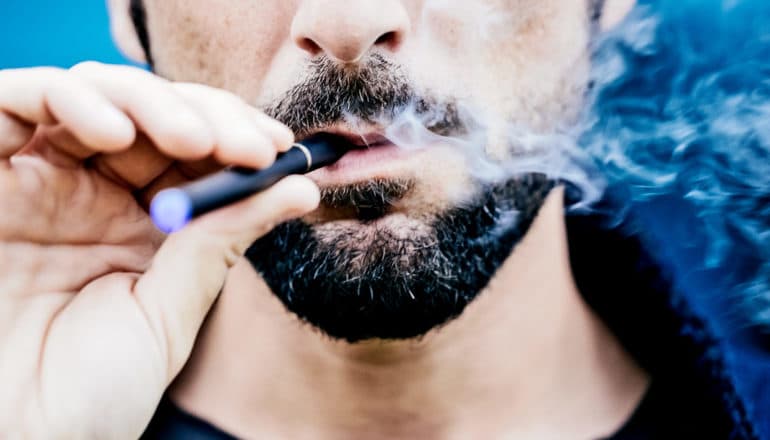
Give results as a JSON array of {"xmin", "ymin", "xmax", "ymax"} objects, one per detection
[{"xmin": 263, "ymin": 53, "xmax": 463, "ymax": 138}]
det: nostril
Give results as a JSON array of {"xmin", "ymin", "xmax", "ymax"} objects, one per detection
[
  {"xmin": 374, "ymin": 31, "xmax": 401, "ymax": 50},
  {"xmin": 297, "ymin": 37, "xmax": 323, "ymax": 56}
]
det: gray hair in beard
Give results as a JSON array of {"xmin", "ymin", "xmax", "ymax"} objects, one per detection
[{"xmin": 249, "ymin": 54, "xmax": 556, "ymax": 342}]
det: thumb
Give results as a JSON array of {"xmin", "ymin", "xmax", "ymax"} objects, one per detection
[{"xmin": 133, "ymin": 175, "xmax": 319, "ymax": 378}]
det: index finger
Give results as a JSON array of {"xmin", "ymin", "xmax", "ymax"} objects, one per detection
[{"xmin": 0, "ymin": 68, "xmax": 136, "ymax": 157}]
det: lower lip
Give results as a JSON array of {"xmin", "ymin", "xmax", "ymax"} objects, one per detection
[{"xmin": 308, "ymin": 142, "xmax": 416, "ymax": 184}]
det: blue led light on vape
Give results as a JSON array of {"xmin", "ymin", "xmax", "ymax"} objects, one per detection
[{"xmin": 150, "ymin": 188, "xmax": 193, "ymax": 233}]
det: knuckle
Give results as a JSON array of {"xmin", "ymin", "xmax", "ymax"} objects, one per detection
[
  {"xmin": 176, "ymin": 82, "xmax": 248, "ymax": 107},
  {"xmin": 155, "ymin": 125, "xmax": 206, "ymax": 150},
  {"xmin": 45, "ymin": 72, "xmax": 91, "ymax": 100},
  {"xmin": 18, "ymin": 66, "xmax": 63, "ymax": 76},
  {"xmin": 73, "ymin": 62, "xmax": 162, "ymax": 86},
  {"xmin": 224, "ymin": 128, "xmax": 269, "ymax": 149},
  {"xmin": 204, "ymin": 85, "xmax": 236, "ymax": 101},
  {"xmin": 0, "ymin": 67, "xmax": 63, "ymax": 90},
  {"xmin": 70, "ymin": 61, "xmax": 104, "ymax": 74},
  {"xmin": 27, "ymin": 66, "xmax": 67, "ymax": 79},
  {"xmin": 172, "ymin": 82, "xmax": 215, "ymax": 101},
  {"xmin": 217, "ymin": 90, "xmax": 250, "ymax": 108},
  {"xmin": 45, "ymin": 67, "xmax": 83, "ymax": 88},
  {"xmin": 42, "ymin": 68, "xmax": 72, "ymax": 88}
]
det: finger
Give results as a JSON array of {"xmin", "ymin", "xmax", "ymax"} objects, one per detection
[
  {"xmin": 252, "ymin": 111, "xmax": 295, "ymax": 153},
  {"xmin": 189, "ymin": 175, "xmax": 319, "ymax": 247},
  {"xmin": 43, "ymin": 125, "xmax": 98, "ymax": 161},
  {"xmin": 133, "ymin": 175, "xmax": 319, "ymax": 374},
  {"xmin": 0, "ymin": 68, "xmax": 136, "ymax": 156},
  {"xmin": 134, "ymin": 163, "xmax": 190, "ymax": 210},
  {"xmin": 173, "ymin": 82, "xmax": 289, "ymax": 169},
  {"xmin": 0, "ymin": 111, "xmax": 34, "ymax": 158},
  {"xmin": 70, "ymin": 62, "xmax": 216, "ymax": 161},
  {"xmin": 132, "ymin": 157, "xmax": 224, "ymax": 210},
  {"xmin": 90, "ymin": 132, "xmax": 174, "ymax": 189},
  {"xmin": 175, "ymin": 157, "xmax": 222, "ymax": 180},
  {"xmin": 173, "ymin": 82, "xmax": 295, "ymax": 153}
]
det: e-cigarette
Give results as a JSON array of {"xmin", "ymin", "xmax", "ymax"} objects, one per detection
[{"xmin": 150, "ymin": 133, "xmax": 348, "ymax": 233}]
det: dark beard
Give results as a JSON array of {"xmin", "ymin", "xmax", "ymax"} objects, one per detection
[
  {"xmin": 246, "ymin": 174, "xmax": 554, "ymax": 342},
  {"xmin": 250, "ymin": 53, "xmax": 555, "ymax": 341}
]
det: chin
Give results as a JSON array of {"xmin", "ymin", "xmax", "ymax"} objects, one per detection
[{"xmin": 311, "ymin": 212, "xmax": 437, "ymax": 273}]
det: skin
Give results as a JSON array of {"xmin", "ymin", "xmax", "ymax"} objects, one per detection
[
  {"xmin": 0, "ymin": 0, "xmax": 639, "ymax": 438},
  {"xmin": 0, "ymin": 63, "xmax": 321, "ymax": 438}
]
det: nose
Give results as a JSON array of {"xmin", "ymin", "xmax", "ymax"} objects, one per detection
[{"xmin": 291, "ymin": 0, "xmax": 410, "ymax": 63}]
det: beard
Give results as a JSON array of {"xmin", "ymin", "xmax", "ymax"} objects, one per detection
[{"xmin": 248, "ymin": 53, "xmax": 556, "ymax": 342}]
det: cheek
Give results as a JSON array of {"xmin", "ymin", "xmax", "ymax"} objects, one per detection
[
  {"xmin": 406, "ymin": 0, "xmax": 591, "ymax": 156},
  {"xmin": 146, "ymin": 1, "xmax": 296, "ymax": 101},
  {"xmin": 410, "ymin": 0, "xmax": 589, "ymax": 160}
]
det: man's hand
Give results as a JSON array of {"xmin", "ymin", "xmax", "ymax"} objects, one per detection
[{"xmin": 0, "ymin": 62, "xmax": 319, "ymax": 438}]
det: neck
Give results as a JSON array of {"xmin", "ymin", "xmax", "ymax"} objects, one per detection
[{"xmin": 170, "ymin": 190, "xmax": 649, "ymax": 439}]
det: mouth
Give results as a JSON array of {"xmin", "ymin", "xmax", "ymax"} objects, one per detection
[
  {"xmin": 300, "ymin": 125, "xmax": 419, "ymax": 187},
  {"xmin": 295, "ymin": 125, "xmax": 424, "ymax": 222}
]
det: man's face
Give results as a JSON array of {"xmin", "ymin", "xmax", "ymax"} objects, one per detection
[{"xmin": 133, "ymin": 0, "xmax": 594, "ymax": 341}]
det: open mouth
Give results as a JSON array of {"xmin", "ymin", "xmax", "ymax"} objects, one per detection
[
  {"xmin": 300, "ymin": 127, "xmax": 416, "ymax": 186},
  {"xmin": 298, "ymin": 127, "xmax": 418, "ymax": 221},
  {"xmin": 302, "ymin": 129, "xmax": 397, "ymax": 159}
]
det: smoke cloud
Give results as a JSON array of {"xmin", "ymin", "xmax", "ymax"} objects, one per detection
[{"xmin": 581, "ymin": 0, "xmax": 770, "ymax": 328}]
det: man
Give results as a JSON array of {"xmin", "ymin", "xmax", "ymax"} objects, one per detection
[{"xmin": 0, "ymin": 0, "xmax": 767, "ymax": 438}]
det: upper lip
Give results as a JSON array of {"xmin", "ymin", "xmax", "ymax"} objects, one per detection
[{"xmin": 301, "ymin": 125, "xmax": 392, "ymax": 149}]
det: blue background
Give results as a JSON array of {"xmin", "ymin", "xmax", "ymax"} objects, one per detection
[
  {"xmin": 2, "ymin": 0, "xmax": 770, "ymax": 437},
  {"xmin": 0, "ymin": 0, "xmax": 130, "ymax": 68}
]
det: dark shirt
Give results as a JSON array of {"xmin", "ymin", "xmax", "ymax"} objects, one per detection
[
  {"xmin": 143, "ymin": 398, "xmax": 236, "ymax": 440},
  {"xmin": 605, "ymin": 380, "xmax": 712, "ymax": 440}
]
